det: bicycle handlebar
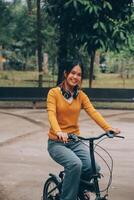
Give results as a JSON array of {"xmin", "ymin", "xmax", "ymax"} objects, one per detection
[{"xmin": 68, "ymin": 131, "xmax": 125, "ymax": 142}]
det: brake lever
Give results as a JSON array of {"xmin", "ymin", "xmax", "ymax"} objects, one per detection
[{"xmin": 114, "ymin": 135, "xmax": 125, "ymax": 139}]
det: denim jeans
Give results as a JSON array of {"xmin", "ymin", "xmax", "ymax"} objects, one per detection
[{"xmin": 48, "ymin": 139, "xmax": 100, "ymax": 200}]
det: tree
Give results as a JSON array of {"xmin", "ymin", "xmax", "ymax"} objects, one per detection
[
  {"xmin": 10, "ymin": 1, "xmax": 37, "ymax": 69},
  {"xmin": 25, "ymin": 0, "xmax": 43, "ymax": 86},
  {"xmin": 45, "ymin": 0, "xmax": 69, "ymax": 84},
  {"xmin": 45, "ymin": 0, "xmax": 133, "ymax": 87},
  {"xmin": 37, "ymin": 0, "xmax": 43, "ymax": 87},
  {"xmin": 0, "ymin": 0, "xmax": 13, "ymax": 47}
]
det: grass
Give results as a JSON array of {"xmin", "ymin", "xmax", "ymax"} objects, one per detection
[
  {"xmin": 83, "ymin": 73, "xmax": 134, "ymax": 88},
  {"xmin": 0, "ymin": 71, "xmax": 56, "ymax": 87},
  {"xmin": 93, "ymin": 101, "xmax": 134, "ymax": 110},
  {"xmin": 0, "ymin": 70, "xmax": 134, "ymax": 88}
]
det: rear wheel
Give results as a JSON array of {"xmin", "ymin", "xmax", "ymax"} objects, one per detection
[{"xmin": 43, "ymin": 177, "xmax": 61, "ymax": 200}]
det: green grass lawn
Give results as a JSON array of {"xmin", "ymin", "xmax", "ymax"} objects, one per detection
[
  {"xmin": 0, "ymin": 71, "xmax": 56, "ymax": 87},
  {"xmin": 0, "ymin": 70, "xmax": 134, "ymax": 88},
  {"xmin": 83, "ymin": 73, "xmax": 134, "ymax": 88}
]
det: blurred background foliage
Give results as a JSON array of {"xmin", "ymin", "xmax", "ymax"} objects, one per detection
[{"xmin": 0, "ymin": 0, "xmax": 134, "ymax": 87}]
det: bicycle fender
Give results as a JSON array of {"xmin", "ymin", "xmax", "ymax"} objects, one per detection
[{"xmin": 49, "ymin": 173, "xmax": 61, "ymax": 184}]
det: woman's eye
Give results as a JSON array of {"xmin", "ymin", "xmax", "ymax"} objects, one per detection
[
  {"xmin": 77, "ymin": 73, "xmax": 82, "ymax": 77},
  {"xmin": 71, "ymin": 71, "xmax": 81, "ymax": 77},
  {"xmin": 71, "ymin": 71, "xmax": 76, "ymax": 75}
]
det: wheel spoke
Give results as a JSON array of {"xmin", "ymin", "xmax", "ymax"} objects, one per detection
[{"xmin": 43, "ymin": 178, "xmax": 60, "ymax": 200}]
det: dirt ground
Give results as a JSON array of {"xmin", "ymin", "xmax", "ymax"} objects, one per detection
[{"xmin": 0, "ymin": 108, "xmax": 134, "ymax": 200}]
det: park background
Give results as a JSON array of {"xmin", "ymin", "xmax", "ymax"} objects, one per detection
[
  {"xmin": 0, "ymin": 0, "xmax": 134, "ymax": 109},
  {"xmin": 0, "ymin": 1, "xmax": 134, "ymax": 200}
]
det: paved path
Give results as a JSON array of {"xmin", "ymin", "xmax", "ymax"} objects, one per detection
[{"xmin": 0, "ymin": 109, "xmax": 134, "ymax": 200}]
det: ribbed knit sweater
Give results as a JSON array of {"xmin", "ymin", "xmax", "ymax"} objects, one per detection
[{"xmin": 47, "ymin": 87, "xmax": 112, "ymax": 140}]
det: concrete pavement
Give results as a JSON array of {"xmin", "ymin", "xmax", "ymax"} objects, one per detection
[{"xmin": 0, "ymin": 109, "xmax": 134, "ymax": 200}]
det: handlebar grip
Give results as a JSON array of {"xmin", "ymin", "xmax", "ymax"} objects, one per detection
[
  {"xmin": 68, "ymin": 134, "xmax": 79, "ymax": 141},
  {"xmin": 107, "ymin": 131, "xmax": 125, "ymax": 139},
  {"xmin": 107, "ymin": 132, "xmax": 114, "ymax": 138}
]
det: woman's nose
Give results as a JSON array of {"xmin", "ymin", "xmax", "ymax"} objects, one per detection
[{"xmin": 73, "ymin": 74, "xmax": 78, "ymax": 79}]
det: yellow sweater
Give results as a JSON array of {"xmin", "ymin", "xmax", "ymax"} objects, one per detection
[{"xmin": 47, "ymin": 87, "xmax": 112, "ymax": 140}]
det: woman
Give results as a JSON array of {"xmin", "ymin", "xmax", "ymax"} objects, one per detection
[{"xmin": 47, "ymin": 59, "xmax": 120, "ymax": 200}]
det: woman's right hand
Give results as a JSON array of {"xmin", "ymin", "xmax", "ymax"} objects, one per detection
[{"xmin": 57, "ymin": 131, "xmax": 68, "ymax": 143}]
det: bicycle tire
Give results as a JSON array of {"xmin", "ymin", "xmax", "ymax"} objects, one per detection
[{"xmin": 43, "ymin": 177, "xmax": 61, "ymax": 200}]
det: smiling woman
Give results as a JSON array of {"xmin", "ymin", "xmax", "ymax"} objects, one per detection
[
  {"xmin": 46, "ymin": 57, "xmax": 121, "ymax": 200},
  {"xmin": 59, "ymin": 59, "xmax": 84, "ymax": 100}
]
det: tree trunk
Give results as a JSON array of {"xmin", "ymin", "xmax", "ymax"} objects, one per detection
[
  {"xmin": 37, "ymin": 0, "xmax": 43, "ymax": 87},
  {"xmin": 88, "ymin": 50, "xmax": 96, "ymax": 88},
  {"xmin": 26, "ymin": 0, "xmax": 32, "ymax": 14},
  {"xmin": 57, "ymin": 26, "xmax": 68, "ymax": 85}
]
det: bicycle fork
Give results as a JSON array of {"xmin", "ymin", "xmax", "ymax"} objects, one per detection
[{"xmin": 89, "ymin": 140, "xmax": 101, "ymax": 199}]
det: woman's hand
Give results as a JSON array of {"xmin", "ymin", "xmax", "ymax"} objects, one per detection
[
  {"xmin": 111, "ymin": 128, "xmax": 121, "ymax": 135},
  {"xmin": 57, "ymin": 131, "xmax": 68, "ymax": 143}
]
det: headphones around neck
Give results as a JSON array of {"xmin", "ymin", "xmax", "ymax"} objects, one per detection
[{"xmin": 60, "ymin": 84, "xmax": 79, "ymax": 99}]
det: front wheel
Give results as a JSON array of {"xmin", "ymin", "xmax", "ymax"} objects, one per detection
[{"xmin": 43, "ymin": 177, "xmax": 61, "ymax": 200}]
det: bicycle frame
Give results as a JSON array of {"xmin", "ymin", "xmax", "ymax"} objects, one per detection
[
  {"xmin": 43, "ymin": 131, "xmax": 124, "ymax": 200},
  {"xmin": 77, "ymin": 132, "xmax": 124, "ymax": 200}
]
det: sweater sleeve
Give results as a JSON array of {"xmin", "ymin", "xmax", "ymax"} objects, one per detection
[
  {"xmin": 81, "ymin": 91, "xmax": 112, "ymax": 131},
  {"xmin": 47, "ymin": 89, "xmax": 62, "ymax": 134}
]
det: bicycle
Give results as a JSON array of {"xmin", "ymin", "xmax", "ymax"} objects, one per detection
[{"xmin": 43, "ymin": 131, "xmax": 124, "ymax": 200}]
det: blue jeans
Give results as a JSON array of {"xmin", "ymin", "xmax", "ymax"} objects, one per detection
[{"xmin": 48, "ymin": 139, "xmax": 100, "ymax": 200}]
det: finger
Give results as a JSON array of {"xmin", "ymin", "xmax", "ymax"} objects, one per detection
[
  {"xmin": 62, "ymin": 133, "xmax": 68, "ymax": 142},
  {"xmin": 58, "ymin": 135, "xmax": 63, "ymax": 141},
  {"xmin": 115, "ymin": 128, "xmax": 121, "ymax": 134},
  {"xmin": 63, "ymin": 137, "xmax": 68, "ymax": 143}
]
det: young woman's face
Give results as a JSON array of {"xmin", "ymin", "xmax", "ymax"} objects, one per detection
[{"xmin": 65, "ymin": 65, "xmax": 82, "ymax": 89}]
